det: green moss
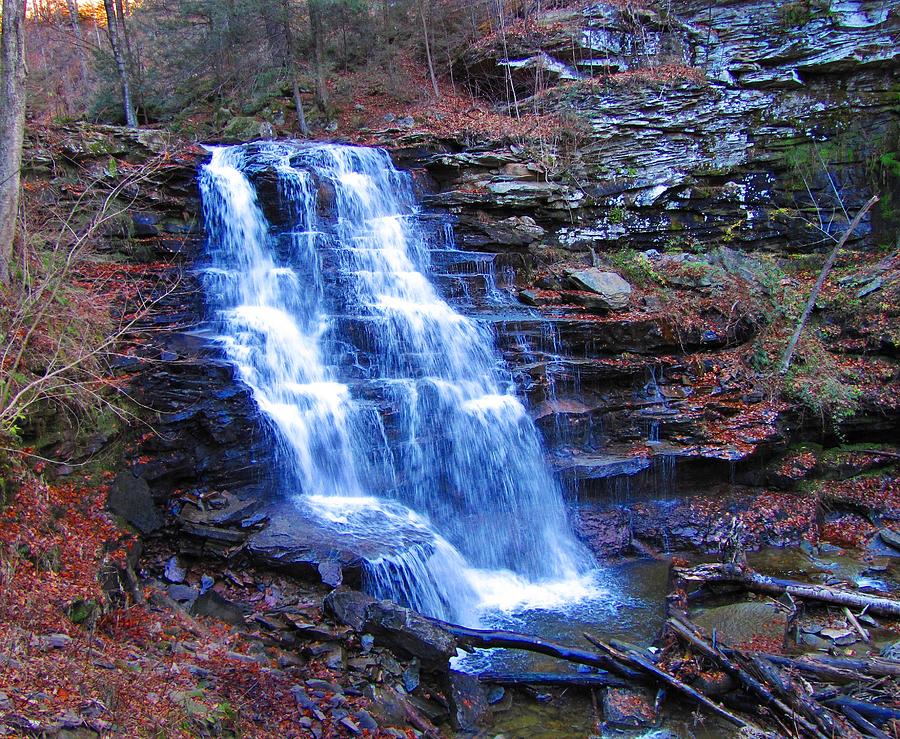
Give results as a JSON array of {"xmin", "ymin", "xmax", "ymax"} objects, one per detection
[
  {"xmin": 608, "ymin": 205, "xmax": 627, "ymax": 224},
  {"xmin": 784, "ymin": 339, "xmax": 862, "ymax": 438},
  {"xmin": 606, "ymin": 249, "xmax": 666, "ymax": 286},
  {"xmin": 67, "ymin": 598, "xmax": 100, "ymax": 625},
  {"xmin": 778, "ymin": 0, "xmax": 831, "ymax": 28}
]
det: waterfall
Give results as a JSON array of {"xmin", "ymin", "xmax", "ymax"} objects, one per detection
[{"xmin": 199, "ymin": 142, "xmax": 597, "ymax": 623}]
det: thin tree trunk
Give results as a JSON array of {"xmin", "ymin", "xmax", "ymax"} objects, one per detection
[
  {"xmin": 418, "ymin": 0, "xmax": 440, "ymax": 98},
  {"xmin": 0, "ymin": 0, "xmax": 27, "ymax": 285},
  {"xmin": 780, "ymin": 195, "xmax": 879, "ymax": 374},
  {"xmin": 380, "ymin": 0, "xmax": 397, "ymax": 89},
  {"xmin": 102, "ymin": 0, "xmax": 137, "ymax": 127},
  {"xmin": 291, "ymin": 78, "xmax": 309, "ymax": 136},
  {"xmin": 308, "ymin": 0, "xmax": 329, "ymax": 114},
  {"xmin": 281, "ymin": 0, "xmax": 309, "ymax": 136},
  {"xmin": 114, "ymin": 0, "xmax": 145, "ymax": 123},
  {"xmin": 65, "ymin": 0, "xmax": 91, "ymax": 86}
]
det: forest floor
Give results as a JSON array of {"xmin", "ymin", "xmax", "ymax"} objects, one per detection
[{"xmin": 0, "ymin": 465, "xmax": 407, "ymax": 738}]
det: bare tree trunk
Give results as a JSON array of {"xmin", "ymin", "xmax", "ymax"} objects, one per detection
[
  {"xmin": 102, "ymin": 0, "xmax": 137, "ymax": 127},
  {"xmin": 780, "ymin": 195, "xmax": 879, "ymax": 374},
  {"xmin": 495, "ymin": 0, "xmax": 520, "ymax": 118},
  {"xmin": 308, "ymin": 0, "xmax": 329, "ymax": 114},
  {"xmin": 0, "ymin": 0, "xmax": 27, "ymax": 284},
  {"xmin": 281, "ymin": 0, "xmax": 309, "ymax": 136},
  {"xmin": 418, "ymin": 0, "xmax": 440, "ymax": 99},
  {"xmin": 65, "ymin": 0, "xmax": 91, "ymax": 86},
  {"xmin": 380, "ymin": 0, "xmax": 397, "ymax": 89},
  {"xmin": 114, "ymin": 0, "xmax": 145, "ymax": 123}
]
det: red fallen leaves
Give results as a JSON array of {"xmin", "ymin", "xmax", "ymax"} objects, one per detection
[
  {"xmin": 820, "ymin": 476, "xmax": 900, "ymax": 515},
  {"xmin": 633, "ymin": 489, "xmax": 819, "ymax": 551},
  {"xmin": 821, "ymin": 513, "xmax": 877, "ymax": 550},
  {"xmin": 0, "ymin": 473, "xmax": 126, "ymax": 629},
  {"xmin": 0, "ymin": 471, "xmax": 388, "ymax": 737},
  {"xmin": 775, "ymin": 450, "xmax": 818, "ymax": 481},
  {"xmin": 732, "ymin": 633, "xmax": 785, "ymax": 655}
]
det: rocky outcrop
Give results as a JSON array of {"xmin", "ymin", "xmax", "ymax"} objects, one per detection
[
  {"xmin": 565, "ymin": 269, "xmax": 633, "ymax": 310},
  {"xmin": 384, "ymin": 0, "xmax": 900, "ymax": 562}
]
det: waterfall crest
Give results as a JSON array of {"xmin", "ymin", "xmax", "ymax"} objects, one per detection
[{"xmin": 200, "ymin": 142, "xmax": 598, "ymax": 622}]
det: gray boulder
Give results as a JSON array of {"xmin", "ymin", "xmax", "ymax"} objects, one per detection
[
  {"xmin": 107, "ymin": 472, "xmax": 163, "ymax": 534},
  {"xmin": 566, "ymin": 269, "xmax": 632, "ymax": 310},
  {"xmin": 324, "ymin": 590, "xmax": 457, "ymax": 672}
]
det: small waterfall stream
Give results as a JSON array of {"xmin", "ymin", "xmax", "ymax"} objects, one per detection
[{"xmin": 200, "ymin": 142, "xmax": 599, "ymax": 623}]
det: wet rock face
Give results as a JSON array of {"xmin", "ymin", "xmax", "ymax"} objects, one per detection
[
  {"xmin": 424, "ymin": 0, "xmax": 896, "ymax": 253},
  {"xmin": 388, "ymin": 0, "xmax": 899, "ymax": 559}
]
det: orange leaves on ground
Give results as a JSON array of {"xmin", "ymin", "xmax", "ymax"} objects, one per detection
[
  {"xmin": 820, "ymin": 476, "xmax": 900, "ymax": 515},
  {"xmin": 0, "ymin": 471, "xmax": 384, "ymax": 736}
]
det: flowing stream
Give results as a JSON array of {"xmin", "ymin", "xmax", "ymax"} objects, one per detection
[{"xmin": 199, "ymin": 142, "xmax": 602, "ymax": 624}]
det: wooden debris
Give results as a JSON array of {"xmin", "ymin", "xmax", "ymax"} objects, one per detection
[{"xmin": 672, "ymin": 562, "xmax": 900, "ymax": 618}]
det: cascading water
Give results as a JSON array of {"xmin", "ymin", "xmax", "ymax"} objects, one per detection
[{"xmin": 199, "ymin": 142, "xmax": 599, "ymax": 623}]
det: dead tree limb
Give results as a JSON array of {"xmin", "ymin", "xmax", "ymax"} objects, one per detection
[
  {"xmin": 582, "ymin": 633, "xmax": 765, "ymax": 733},
  {"xmin": 739, "ymin": 653, "xmax": 868, "ymax": 684},
  {"xmin": 477, "ymin": 671, "xmax": 628, "ymax": 688},
  {"xmin": 674, "ymin": 563, "xmax": 900, "ymax": 618},
  {"xmin": 780, "ymin": 195, "xmax": 879, "ymax": 374},
  {"xmin": 433, "ymin": 621, "xmax": 641, "ymax": 680},
  {"xmin": 824, "ymin": 697, "xmax": 900, "ymax": 724},
  {"xmin": 666, "ymin": 618, "xmax": 825, "ymax": 737},
  {"xmin": 838, "ymin": 705, "xmax": 891, "ymax": 739}
]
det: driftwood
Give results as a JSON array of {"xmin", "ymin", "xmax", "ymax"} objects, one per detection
[
  {"xmin": 673, "ymin": 562, "xmax": 900, "ymax": 618},
  {"xmin": 666, "ymin": 618, "xmax": 825, "ymax": 738},
  {"xmin": 746, "ymin": 654, "xmax": 839, "ymax": 738},
  {"xmin": 477, "ymin": 671, "xmax": 628, "ymax": 688},
  {"xmin": 838, "ymin": 705, "xmax": 892, "ymax": 739},
  {"xmin": 824, "ymin": 697, "xmax": 900, "ymax": 723},
  {"xmin": 666, "ymin": 614, "xmax": 900, "ymax": 739},
  {"xmin": 434, "ymin": 621, "xmax": 642, "ymax": 680},
  {"xmin": 762, "ymin": 653, "xmax": 900, "ymax": 681},
  {"xmin": 582, "ymin": 632, "xmax": 764, "ymax": 733},
  {"xmin": 422, "ymin": 582, "xmax": 899, "ymax": 738}
]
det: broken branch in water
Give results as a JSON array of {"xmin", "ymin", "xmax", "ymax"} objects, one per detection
[{"xmin": 671, "ymin": 562, "xmax": 900, "ymax": 618}]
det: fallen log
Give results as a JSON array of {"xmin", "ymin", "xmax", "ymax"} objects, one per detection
[
  {"xmin": 432, "ymin": 621, "xmax": 642, "ymax": 681},
  {"xmin": 673, "ymin": 563, "xmax": 900, "ymax": 618},
  {"xmin": 666, "ymin": 618, "xmax": 825, "ymax": 738},
  {"xmin": 824, "ymin": 697, "xmax": 900, "ymax": 724},
  {"xmin": 745, "ymin": 654, "xmax": 838, "ymax": 738},
  {"xmin": 760, "ymin": 653, "xmax": 900, "ymax": 680},
  {"xmin": 476, "ymin": 671, "xmax": 628, "ymax": 689},
  {"xmin": 736, "ymin": 653, "xmax": 864, "ymax": 684},
  {"xmin": 582, "ymin": 633, "xmax": 767, "ymax": 734},
  {"xmin": 838, "ymin": 705, "xmax": 892, "ymax": 739}
]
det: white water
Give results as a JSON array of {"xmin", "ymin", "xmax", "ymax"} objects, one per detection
[{"xmin": 200, "ymin": 142, "xmax": 602, "ymax": 623}]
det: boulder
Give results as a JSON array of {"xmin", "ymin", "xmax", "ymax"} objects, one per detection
[
  {"xmin": 107, "ymin": 472, "xmax": 163, "ymax": 534},
  {"xmin": 519, "ymin": 288, "xmax": 560, "ymax": 306},
  {"xmin": 362, "ymin": 600, "xmax": 458, "ymax": 671},
  {"xmin": 325, "ymin": 590, "xmax": 457, "ymax": 672},
  {"xmin": 246, "ymin": 502, "xmax": 367, "ymax": 586},
  {"xmin": 190, "ymin": 589, "xmax": 247, "ymax": 627},
  {"xmin": 324, "ymin": 588, "xmax": 376, "ymax": 632},
  {"xmin": 443, "ymin": 670, "xmax": 492, "ymax": 731},
  {"xmin": 565, "ymin": 269, "xmax": 632, "ymax": 310},
  {"xmin": 603, "ymin": 687, "xmax": 657, "ymax": 728},
  {"xmin": 222, "ymin": 116, "xmax": 275, "ymax": 142},
  {"xmin": 879, "ymin": 528, "xmax": 900, "ymax": 552}
]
